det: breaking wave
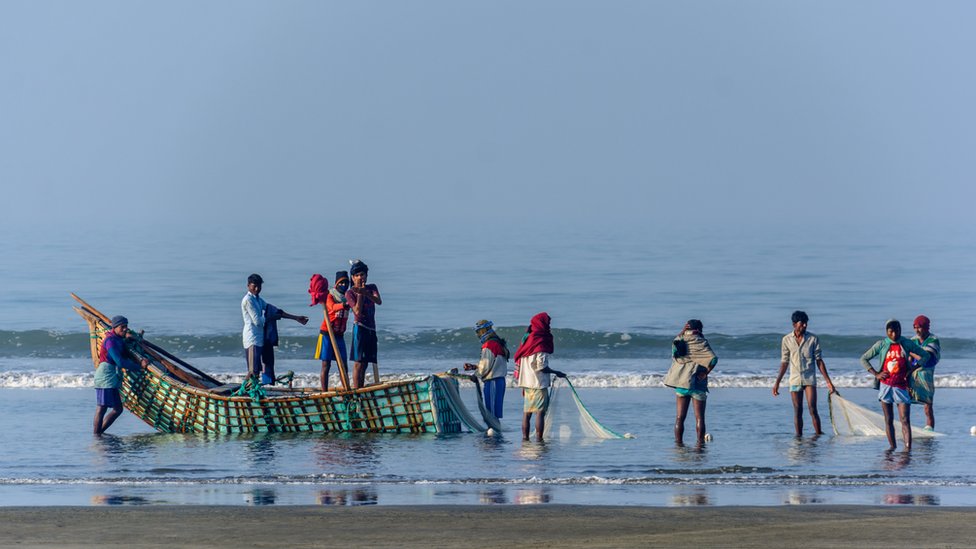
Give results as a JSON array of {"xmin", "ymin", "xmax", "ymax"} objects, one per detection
[{"xmin": 2, "ymin": 328, "xmax": 974, "ymax": 360}]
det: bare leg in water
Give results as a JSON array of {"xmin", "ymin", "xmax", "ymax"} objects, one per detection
[
  {"xmin": 674, "ymin": 395, "xmax": 690, "ymax": 445},
  {"xmin": 93, "ymin": 403, "xmax": 123, "ymax": 435},
  {"xmin": 791, "ymin": 390, "xmax": 805, "ymax": 437},
  {"xmin": 806, "ymin": 385, "xmax": 823, "ymax": 435},
  {"xmin": 881, "ymin": 401, "xmax": 896, "ymax": 450},
  {"xmin": 898, "ymin": 402, "xmax": 912, "ymax": 451},
  {"xmin": 692, "ymin": 398, "xmax": 707, "ymax": 444}
]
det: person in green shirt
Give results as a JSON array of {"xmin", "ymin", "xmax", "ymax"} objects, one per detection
[{"xmin": 910, "ymin": 315, "xmax": 941, "ymax": 430}]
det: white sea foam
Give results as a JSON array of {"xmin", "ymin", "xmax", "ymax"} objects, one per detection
[{"xmin": 5, "ymin": 371, "xmax": 976, "ymax": 389}]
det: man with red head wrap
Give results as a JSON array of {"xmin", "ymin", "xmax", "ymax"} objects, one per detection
[
  {"xmin": 514, "ymin": 312, "xmax": 565, "ymax": 441},
  {"xmin": 910, "ymin": 315, "xmax": 941, "ymax": 430}
]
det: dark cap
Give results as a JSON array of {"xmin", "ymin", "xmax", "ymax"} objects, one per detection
[
  {"xmin": 110, "ymin": 315, "xmax": 129, "ymax": 329},
  {"xmin": 350, "ymin": 260, "xmax": 368, "ymax": 277},
  {"xmin": 335, "ymin": 271, "xmax": 349, "ymax": 284}
]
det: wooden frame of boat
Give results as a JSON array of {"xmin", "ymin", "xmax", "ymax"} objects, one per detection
[{"xmin": 73, "ymin": 294, "xmax": 474, "ymax": 434}]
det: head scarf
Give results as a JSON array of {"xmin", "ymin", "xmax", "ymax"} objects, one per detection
[
  {"xmin": 913, "ymin": 315, "xmax": 931, "ymax": 330},
  {"xmin": 308, "ymin": 274, "xmax": 329, "ymax": 306},
  {"xmin": 330, "ymin": 271, "xmax": 350, "ymax": 304},
  {"xmin": 110, "ymin": 315, "xmax": 129, "ymax": 329},
  {"xmin": 475, "ymin": 320, "xmax": 494, "ymax": 342},
  {"xmin": 514, "ymin": 312, "xmax": 554, "ymax": 362},
  {"xmin": 475, "ymin": 319, "xmax": 509, "ymax": 359}
]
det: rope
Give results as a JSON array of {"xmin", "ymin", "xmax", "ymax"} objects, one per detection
[
  {"xmin": 275, "ymin": 370, "xmax": 295, "ymax": 388},
  {"xmin": 232, "ymin": 375, "xmax": 267, "ymax": 403}
]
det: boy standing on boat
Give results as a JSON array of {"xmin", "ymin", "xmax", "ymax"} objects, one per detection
[
  {"xmin": 312, "ymin": 271, "xmax": 351, "ymax": 391},
  {"xmin": 94, "ymin": 315, "xmax": 148, "ymax": 435},
  {"xmin": 345, "ymin": 260, "xmax": 382, "ymax": 389},
  {"xmin": 910, "ymin": 315, "xmax": 941, "ymax": 430},
  {"xmin": 464, "ymin": 319, "xmax": 510, "ymax": 420},
  {"xmin": 242, "ymin": 274, "xmax": 308, "ymax": 385},
  {"xmin": 514, "ymin": 312, "xmax": 565, "ymax": 441},
  {"xmin": 772, "ymin": 311, "xmax": 836, "ymax": 437},
  {"xmin": 860, "ymin": 319, "xmax": 930, "ymax": 451}
]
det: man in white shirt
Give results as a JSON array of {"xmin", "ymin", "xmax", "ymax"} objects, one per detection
[
  {"xmin": 772, "ymin": 310, "xmax": 836, "ymax": 436},
  {"xmin": 242, "ymin": 273, "xmax": 308, "ymax": 384}
]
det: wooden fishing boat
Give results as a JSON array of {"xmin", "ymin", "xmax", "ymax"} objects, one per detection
[{"xmin": 73, "ymin": 294, "xmax": 488, "ymax": 434}]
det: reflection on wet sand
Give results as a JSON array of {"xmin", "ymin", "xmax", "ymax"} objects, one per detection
[
  {"xmin": 479, "ymin": 488, "xmax": 507, "ymax": 504},
  {"xmin": 883, "ymin": 493, "xmax": 940, "ymax": 506},
  {"xmin": 317, "ymin": 488, "xmax": 378, "ymax": 506},
  {"xmin": 245, "ymin": 488, "xmax": 276, "ymax": 505},
  {"xmin": 514, "ymin": 487, "xmax": 551, "ymax": 504},
  {"xmin": 90, "ymin": 494, "xmax": 151, "ymax": 505},
  {"xmin": 785, "ymin": 491, "xmax": 824, "ymax": 505},
  {"xmin": 670, "ymin": 488, "xmax": 710, "ymax": 506}
]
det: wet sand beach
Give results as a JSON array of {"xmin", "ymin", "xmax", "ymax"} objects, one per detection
[{"xmin": 1, "ymin": 505, "xmax": 974, "ymax": 548}]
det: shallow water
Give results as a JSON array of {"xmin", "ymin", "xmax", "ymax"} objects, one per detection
[
  {"xmin": 2, "ymin": 387, "xmax": 974, "ymax": 506},
  {"xmin": 2, "ymin": 227, "xmax": 974, "ymax": 506}
]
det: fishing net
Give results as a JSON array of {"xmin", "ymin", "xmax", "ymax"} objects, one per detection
[
  {"xmin": 438, "ymin": 374, "xmax": 503, "ymax": 433},
  {"xmin": 828, "ymin": 392, "xmax": 940, "ymax": 437},
  {"xmin": 543, "ymin": 377, "xmax": 629, "ymax": 440}
]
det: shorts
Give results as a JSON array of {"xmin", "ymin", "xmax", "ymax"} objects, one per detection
[
  {"xmin": 523, "ymin": 388, "xmax": 550, "ymax": 413},
  {"xmin": 350, "ymin": 324, "xmax": 378, "ymax": 364},
  {"xmin": 790, "ymin": 384, "xmax": 813, "ymax": 393},
  {"xmin": 96, "ymin": 388, "xmax": 122, "ymax": 408},
  {"xmin": 879, "ymin": 384, "xmax": 911, "ymax": 404},
  {"xmin": 314, "ymin": 332, "xmax": 348, "ymax": 363},
  {"xmin": 483, "ymin": 377, "xmax": 506, "ymax": 419},
  {"xmin": 910, "ymin": 367, "xmax": 935, "ymax": 404},
  {"xmin": 675, "ymin": 387, "xmax": 707, "ymax": 401}
]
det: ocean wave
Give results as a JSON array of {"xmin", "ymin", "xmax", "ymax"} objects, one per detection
[
  {"xmin": 6, "ymin": 371, "xmax": 976, "ymax": 389},
  {"xmin": 3, "ymin": 328, "xmax": 975, "ymax": 360}
]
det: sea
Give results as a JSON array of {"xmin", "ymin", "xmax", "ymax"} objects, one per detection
[{"xmin": 2, "ymin": 225, "xmax": 975, "ymax": 507}]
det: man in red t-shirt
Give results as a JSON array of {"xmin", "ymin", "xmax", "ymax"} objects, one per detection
[{"xmin": 860, "ymin": 319, "xmax": 931, "ymax": 451}]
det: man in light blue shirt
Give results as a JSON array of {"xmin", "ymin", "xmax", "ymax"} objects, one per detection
[{"xmin": 241, "ymin": 273, "xmax": 308, "ymax": 384}]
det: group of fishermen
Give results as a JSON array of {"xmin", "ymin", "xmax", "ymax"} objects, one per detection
[
  {"xmin": 93, "ymin": 265, "xmax": 941, "ymax": 449},
  {"xmin": 664, "ymin": 312, "xmax": 940, "ymax": 451}
]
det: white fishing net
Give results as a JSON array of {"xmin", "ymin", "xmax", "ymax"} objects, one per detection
[
  {"xmin": 435, "ymin": 374, "xmax": 503, "ymax": 433},
  {"xmin": 543, "ymin": 377, "xmax": 630, "ymax": 440},
  {"xmin": 828, "ymin": 392, "xmax": 940, "ymax": 438}
]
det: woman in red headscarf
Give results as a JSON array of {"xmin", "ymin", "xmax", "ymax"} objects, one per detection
[{"xmin": 514, "ymin": 312, "xmax": 565, "ymax": 441}]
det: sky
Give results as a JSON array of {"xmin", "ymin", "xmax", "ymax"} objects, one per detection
[{"xmin": 1, "ymin": 1, "xmax": 974, "ymax": 243}]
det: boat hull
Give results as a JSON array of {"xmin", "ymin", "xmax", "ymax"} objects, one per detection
[{"xmin": 76, "ymin": 300, "xmax": 464, "ymax": 434}]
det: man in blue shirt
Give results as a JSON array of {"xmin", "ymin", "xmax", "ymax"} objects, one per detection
[{"xmin": 94, "ymin": 315, "xmax": 148, "ymax": 435}]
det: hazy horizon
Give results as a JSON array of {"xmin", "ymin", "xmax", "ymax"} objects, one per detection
[{"xmin": 2, "ymin": 1, "xmax": 973, "ymax": 246}]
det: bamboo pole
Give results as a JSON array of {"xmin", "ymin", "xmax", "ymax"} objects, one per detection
[
  {"xmin": 322, "ymin": 306, "xmax": 351, "ymax": 391},
  {"xmin": 71, "ymin": 295, "xmax": 210, "ymax": 389}
]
